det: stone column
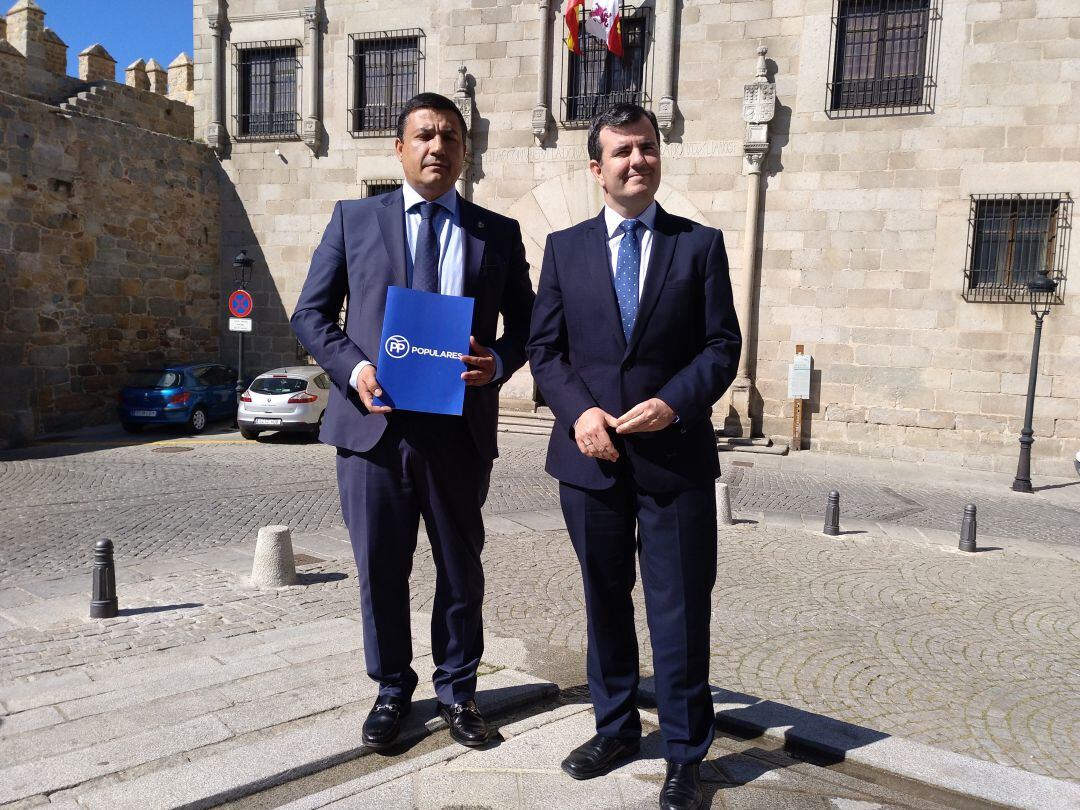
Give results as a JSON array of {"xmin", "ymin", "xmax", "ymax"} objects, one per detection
[
  {"xmin": 40, "ymin": 26, "xmax": 64, "ymax": 75},
  {"xmin": 531, "ymin": 0, "xmax": 553, "ymax": 143},
  {"xmin": 145, "ymin": 57, "xmax": 167, "ymax": 94},
  {"xmin": 206, "ymin": 12, "xmax": 227, "ymax": 155},
  {"xmin": 125, "ymin": 58, "xmax": 149, "ymax": 90},
  {"xmin": 653, "ymin": 0, "xmax": 678, "ymax": 140},
  {"xmin": 6, "ymin": 0, "xmax": 45, "ymax": 67},
  {"xmin": 453, "ymin": 65, "xmax": 475, "ymax": 200},
  {"xmin": 78, "ymin": 43, "xmax": 115, "ymax": 82},
  {"xmin": 167, "ymin": 52, "xmax": 194, "ymax": 105},
  {"xmin": 728, "ymin": 45, "xmax": 775, "ymax": 437},
  {"xmin": 301, "ymin": 3, "xmax": 323, "ymax": 153}
]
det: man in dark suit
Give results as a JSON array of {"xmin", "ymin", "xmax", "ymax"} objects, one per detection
[
  {"xmin": 292, "ymin": 93, "xmax": 534, "ymax": 750},
  {"xmin": 527, "ymin": 103, "xmax": 741, "ymax": 810}
]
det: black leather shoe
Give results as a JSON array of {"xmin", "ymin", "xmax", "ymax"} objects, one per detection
[
  {"xmin": 362, "ymin": 696, "xmax": 410, "ymax": 749},
  {"xmin": 659, "ymin": 762, "xmax": 703, "ymax": 810},
  {"xmin": 438, "ymin": 700, "xmax": 490, "ymax": 746},
  {"xmin": 561, "ymin": 734, "xmax": 640, "ymax": 780}
]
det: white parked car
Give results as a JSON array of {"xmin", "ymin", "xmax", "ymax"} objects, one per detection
[{"xmin": 238, "ymin": 366, "xmax": 330, "ymax": 440}]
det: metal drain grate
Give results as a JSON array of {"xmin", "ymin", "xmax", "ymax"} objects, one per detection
[
  {"xmin": 292, "ymin": 553, "xmax": 325, "ymax": 566},
  {"xmin": 151, "ymin": 446, "xmax": 194, "ymax": 453}
]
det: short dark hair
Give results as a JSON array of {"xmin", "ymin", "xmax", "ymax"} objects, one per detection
[
  {"xmin": 395, "ymin": 93, "xmax": 468, "ymax": 142},
  {"xmin": 587, "ymin": 103, "xmax": 661, "ymax": 162}
]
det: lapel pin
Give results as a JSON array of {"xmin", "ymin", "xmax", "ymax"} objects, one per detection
[{"xmin": 477, "ymin": 221, "xmax": 485, "ymax": 229}]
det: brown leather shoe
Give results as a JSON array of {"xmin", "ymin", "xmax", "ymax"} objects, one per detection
[
  {"xmin": 438, "ymin": 699, "xmax": 490, "ymax": 746},
  {"xmin": 561, "ymin": 734, "xmax": 641, "ymax": 780}
]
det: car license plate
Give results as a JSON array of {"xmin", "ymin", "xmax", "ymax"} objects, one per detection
[
  {"xmin": 254, "ymin": 417, "xmax": 281, "ymax": 425},
  {"xmin": 130, "ymin": 410, "xmax": 157, "ymax": 417}
]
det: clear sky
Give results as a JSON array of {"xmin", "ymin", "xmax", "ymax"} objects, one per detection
[{"xmin": 36, "ymin": 0, "xmax": 193, "ymax": 81}]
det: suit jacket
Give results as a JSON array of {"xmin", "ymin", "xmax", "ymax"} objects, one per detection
[
  {"xmin": 527, "ymin": 205, "xmax": 742, "ymax": 493},
  {"xmin": 291, "ymin": 189, "xmax": 535, "ymax": 460}
]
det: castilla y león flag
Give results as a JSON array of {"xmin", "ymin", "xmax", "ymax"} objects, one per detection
[
  {"xmin": 564, "ymin": 0, "xmax": 585, "ymax": 53},
  {"xmin": 586, "ymin": 0, "xmax": 623, "ymax": 57}
]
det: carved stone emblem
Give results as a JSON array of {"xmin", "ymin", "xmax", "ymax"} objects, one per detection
[{"xmin": 742, "ymin": 83, "xmax": 775, "ymax": 124}]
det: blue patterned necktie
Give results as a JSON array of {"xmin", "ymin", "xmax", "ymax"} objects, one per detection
[
  {"xmin": 614, "ymin": 219, "xmax": 641, "ymax": 340},
  {"xmin": 412, "ymin": 201, "xmax": 440, "ymax": 293}
]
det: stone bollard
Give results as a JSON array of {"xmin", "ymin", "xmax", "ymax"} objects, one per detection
[
  {"xmin": 823, "ymin": 490, "xmax": 840, "ymax": 536},
  {"xmin": 251, "ymin": 525, "xmax": 298, "ymax": 587},
  {"xmin": 90, "ymin": 538, "xmax": 118, "ymax": 618},
  {"xmin": 715, "ymin": 482, "xmax": 734, "ymax": 526},
  {"xmin": 959, "ymin": 504, "xmax": 977, "ymax": 553}
]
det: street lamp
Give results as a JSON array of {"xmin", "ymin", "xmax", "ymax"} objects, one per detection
[
  {"xmin": 1011, "ymin": 274, "xmax": 1058, "ymax": 493},
  {"xmin": 233, "ymin": 249, "xmax": 253, "ymax": 288},
  {"xmin": 232, "ymin": 250, "xmax": 255, "ymax": 404}
]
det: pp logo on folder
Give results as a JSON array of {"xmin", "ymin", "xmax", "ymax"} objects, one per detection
[{"xmin": 373, "ymin": 287, "xmax": 475, "ymax": 416}]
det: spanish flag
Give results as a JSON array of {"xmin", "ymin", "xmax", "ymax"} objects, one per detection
[{"xmin": 564, "ymin": 0, "xmax": 585, "ymax": 53}]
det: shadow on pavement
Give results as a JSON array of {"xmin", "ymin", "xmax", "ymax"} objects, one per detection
[
  {"xmin": 118, "ymin": 602, "xmax": 204, "ymax": 616},
  {"xmin": 297, "ymin": 572, "xmax": 349, "ymax": 585},
  {"xmin": 710, "ymin": 686, "xmax": 889, "ymax": 766}
]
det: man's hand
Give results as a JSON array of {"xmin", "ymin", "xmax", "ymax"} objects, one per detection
[
  {"xmin": 461, "ymin": 336, "xmax": 496, "ymax": 387},
  {"xmin": 355, "ymin": 365, "xmax": 392, "ymax": 414},
  {"xmin": 615, "ymin": 398, "xmax": 675, "ymax": 434},
  {"xmin": 574, "ymin": 407, "xmax": 620, "ymax": 462}
]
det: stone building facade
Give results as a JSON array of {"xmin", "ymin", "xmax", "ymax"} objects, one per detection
[
  {"xmin": 194, "ymin": 0, "xmax": 1078, "ymax": 476},
  {"xmin": 0, "ymin": 0, "xmax": 220, "ymax": 446}
]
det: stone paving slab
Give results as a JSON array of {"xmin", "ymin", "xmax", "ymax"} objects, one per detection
[
  {"xmin": 283, "ymin": 704, "xmax": 957, "ymax": 810},
  {"xmin": 638, "ymin": 680, "xmax": 1080, "ymax": 810},
  {"xmin": 0, "ymin": 594, "xmax": 555, "ymax": 808}
]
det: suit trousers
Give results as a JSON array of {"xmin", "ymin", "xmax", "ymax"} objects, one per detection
[
  {"xmin": 336, "ymin": 411, "xmax": 492, "ymax": 705},
  {"xmin": 560, "ymin": 472, "xmax": 717, "ymax": 764}
]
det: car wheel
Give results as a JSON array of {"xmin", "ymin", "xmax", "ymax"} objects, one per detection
[
  {"xmin": 188, "ymin": 406, "xmax": 209, "ymax": 434},
  {"xmin": 239, "ymin": 426, "xmax": 260, "ymax": 441},
  {"xmin": 121, "ymin": 422, "xmax": 141, "ymax": 434}
]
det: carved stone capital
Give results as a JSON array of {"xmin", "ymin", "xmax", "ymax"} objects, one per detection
[
  {"xmin": 531, "ymin": 104, "xmax": 550, "ymax": 143},
  {"xmin": 206, "ymin": 122, "xmax": 227, "ymax": 156},
  {"xmin": 743, "ymin": 149, "xmax": 767, "ymax": 175},
  {"xmin": 207, "ymin": 14, "xmax": 224, "ymax": 33},
  {"xmin": 303, "ymin": 6, "xmax": 319, "ymax": 26},
  {"xmin": 656, "ymin": 95, "xmax": 676, "ymax": 140},
  {"xmin": 302, "ymin": 117, "xmax": 322, "ymax": 152}
]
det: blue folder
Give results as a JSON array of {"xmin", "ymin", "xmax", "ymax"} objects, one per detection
[{"xmin": 373, "ymin": 286, "xmax": 474, "ymax": 415}]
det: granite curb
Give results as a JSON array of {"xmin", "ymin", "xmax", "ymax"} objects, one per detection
[{"xmin": 639, "ymin": 679, "xmax": 1080, "ymax": 810}]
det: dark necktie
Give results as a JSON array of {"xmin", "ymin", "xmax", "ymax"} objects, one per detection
[
  {"xmin": 614, "ymin": 219, "xmax": 641, "ymax": 340},
  {"xmin": 412, "ymin": 201, "xmax": 440, "ymax": 293}
]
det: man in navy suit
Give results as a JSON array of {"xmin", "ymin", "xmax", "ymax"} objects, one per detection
[
  {"xmin": 527, "ymin": 104, "xmax": 741, "ymax": 810},
  {"xmin": 292, "ymin": 93, "xmax": 534, "ymax": 750}
]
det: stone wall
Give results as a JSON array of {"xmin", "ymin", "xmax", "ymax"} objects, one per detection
[
  {"xmin": 0, "ymin": 1, "xmax": 220, "ymax": 448},
  {"xmin": 194, "ymin": 0, "xmax": 1079, "ymax": 476}
]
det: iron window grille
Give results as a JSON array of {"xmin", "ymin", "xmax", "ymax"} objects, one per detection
[
  {"xmin": 362, "ymin": 179, "xmax": 403, "ymax": 197},
  {"xmin": 348, "ymin": 29, "xmax": 425, "ymax": 137},
  {"xmin": 826, "ymin": 0, "xmax": 940, "ymax": 118},
  {"xmin": 963, "ymin": 193, "xmax": 1072, "ymax": 305},
  {"xmin": 233, "ymin": 40, "xmax": 302, "ymax": 139},
  {"xmin": 561, "ymin": 4, "xmax": 650, "ymax": 126}
]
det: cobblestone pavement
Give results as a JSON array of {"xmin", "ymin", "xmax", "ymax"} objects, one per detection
[
  {"xmin": 3, "ymin": 519, "xmax": 1078, "ymax": 782},
  {"xmin": 2, "ymin": 426, "xmax": 1078, "ymax": 582}
]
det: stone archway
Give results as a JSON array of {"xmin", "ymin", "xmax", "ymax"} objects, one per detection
[
  {"xmin": 506, "ymin": 168, "xmax": 709, "ymax": 285},
  {"xmin": 498, "ymin": 170, "xmax": 708, "ymax": 401}
]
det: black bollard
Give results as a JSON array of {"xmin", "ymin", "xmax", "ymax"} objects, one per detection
[
  {"xmin": 823, "ymin": 490, "xmax": 840, "ymax": 536},
  {"xmin": 90, "ymin": 538, "xmax": 118, "ymax": 619},
  {"xmin": 959, "ymin": 504, "xmax": 977, "ymax": 553}
]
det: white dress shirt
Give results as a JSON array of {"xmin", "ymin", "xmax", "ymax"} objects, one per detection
[
  {"xmin": 603, "ymin": 201, "xmax": 656, "ymax": 299},
  {"xmin": 352, "ymin": 182, "xmax": 501, "ymax": 392}
]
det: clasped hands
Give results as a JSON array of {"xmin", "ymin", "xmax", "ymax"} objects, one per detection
[
  {"xmin": 573, "ymin": 399, "xmax": 676, "ymax": 461},
  {"xmin": 355, "ymin": 336, "xmax": 496, "ymax": 414}
]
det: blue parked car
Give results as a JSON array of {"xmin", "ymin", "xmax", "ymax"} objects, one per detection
[{"xmin": 117, "ymin": 363, "xmax": 238, "ymax": 434}]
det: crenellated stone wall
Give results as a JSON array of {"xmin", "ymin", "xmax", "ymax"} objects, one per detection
[{"xmin": 0, "ymin": 1, "xmax": 221, "ymax": 447}]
